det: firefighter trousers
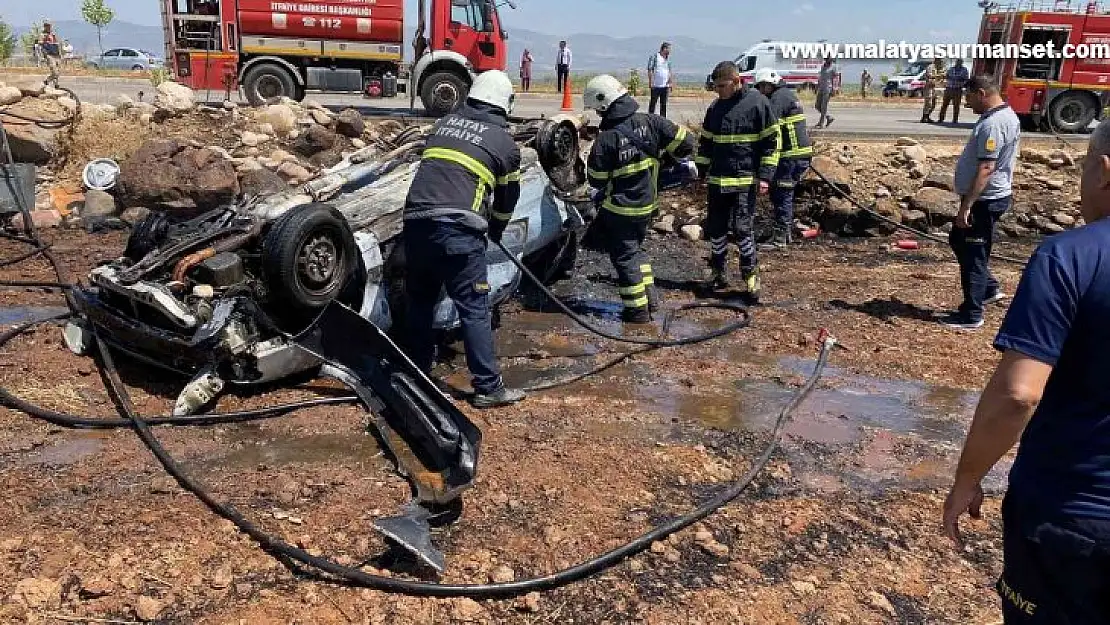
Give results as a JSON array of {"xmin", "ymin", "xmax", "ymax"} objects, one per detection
[
  {"xmin": 596, "ymin": 209, "xmax": 658, "ymax": 313},
  {"xmin": 771, "ymin": 158, "xmax": 811, "ymax": 229},
  {"xmin": 402, "ymin": 219, "xmax": 504, "ymax": 396},
  {"xmin": 706, "ymin": 185, "xmax": 758, "ymax": 275}
]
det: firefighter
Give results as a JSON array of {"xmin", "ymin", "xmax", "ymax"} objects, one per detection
[
  {"xmin": 696, "ymin": 61, "xmax": 780, "ymax": 301},
  {"xmin": 401, "ymin": 70, "xmax": 526, "ymax": 409},
  {"xmin": 583, "ymin": 74, "xmax": 695, "ymax": 323},
  {"xmin": 753, "ymin": 67, "xmax": 814, "ymax": 249}
]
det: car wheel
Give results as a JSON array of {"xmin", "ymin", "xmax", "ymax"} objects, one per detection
[
  {"xmin": 1048, "ymin": 91, "xmax": 1099, "ymax": 134},
  {"xmin": 420, "ymin": 71, "xmax": 468, "ymax": 117},
  {"xmin": 131, "ymin": 64, "xmax": 144, "ymax": 71},
  {"xmin": 243, "ymin": 63, "xmax": 298, "ymax": 106},
  {"xmin": 261, "ymin": 203, "xmax": 358, "ymax": 325}
]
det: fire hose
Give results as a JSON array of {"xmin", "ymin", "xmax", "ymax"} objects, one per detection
[{"xmin": 0, "ymin": 103, "xmax": 837, "ymax": 598}]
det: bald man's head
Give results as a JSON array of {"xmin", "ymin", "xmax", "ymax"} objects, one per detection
[{"xmin": 1081, "ymin": 118, "xmax": 1110, "ymax": 224}]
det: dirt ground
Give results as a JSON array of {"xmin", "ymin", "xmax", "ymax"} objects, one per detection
[{"xmin": 0, "ymin": 220, "xmax": 1036, "ymax": 624}]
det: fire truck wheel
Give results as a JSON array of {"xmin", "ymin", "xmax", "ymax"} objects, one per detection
[
  {"xmin": 420, "ymin": 71, "xmax": 468, "ymax": 118},
  {"xmin": 243, "ymin": 63, "xmax": 298, "ymax": 107},
  {"xmin": 1048, "ymin": 91, "xmax": 1098, "ymax": 135}
]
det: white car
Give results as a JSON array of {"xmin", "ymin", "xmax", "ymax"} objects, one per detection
[{"xmin": 705, "ymin": 40, "xmax": 836, "ymax": 91}]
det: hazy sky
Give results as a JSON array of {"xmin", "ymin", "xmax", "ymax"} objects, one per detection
[{"xmin": 5, "ymin": 0, "xmax": 990, "ymax": 43}]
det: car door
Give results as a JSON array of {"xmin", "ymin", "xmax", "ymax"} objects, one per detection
[
  {"xmin": 100, "ymin": 48, "xmax": 120, "ymax": 69},
  {"xmin": 447, "ymin": 0, "xmax": 498, "ymax": 71},
  {"xmin": 120, "ymin": 48, "xmax": 141, "ymax": 69}
]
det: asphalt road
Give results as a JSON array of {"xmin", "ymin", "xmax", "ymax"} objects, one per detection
[{"xmin": 41, "ymin": 75, "xmax": 1095, "ymax": 140}]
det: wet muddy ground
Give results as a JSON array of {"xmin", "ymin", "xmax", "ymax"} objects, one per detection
[{"xmin": 0, "ymin": 226, "xmax": 1037, "ymax": 624}]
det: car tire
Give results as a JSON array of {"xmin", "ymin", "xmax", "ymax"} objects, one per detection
[
  {"xmin": 131, "ymin": 64, "xmax": 144, "ymax": 71},
  {"xmin": 420, "ymin": 71, "xmax": 468, "ymax": 117},
  {"xmin": 261, "ymin": 203, "xmax": 358, "ymax": 325},
  {"xmin": 1048, "ymin": 91, "xmax": 1098, "ymax": 134},
  {"xmin": 243, "ymin": 63, "xmax": 298, "ymax": 107}
]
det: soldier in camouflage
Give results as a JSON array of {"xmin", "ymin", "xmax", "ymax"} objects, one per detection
[{"xmin": 921, "ymin": 58, "xmax": 946, "ymax": 123}]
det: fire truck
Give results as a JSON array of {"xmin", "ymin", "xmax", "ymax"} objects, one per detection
[
  {"xmin": 159, "ymin": 0, "xmax": 513, "ymax": 117},
  {"xmin": 974, "ymin": 0, "xmax": 1110, "ymax": 133}
]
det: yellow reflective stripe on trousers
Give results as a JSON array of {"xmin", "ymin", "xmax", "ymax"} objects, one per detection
[
  {"xmin": 665, "ymin": 127, "xmax": 688, "ymax": 154},
  {"xmin": 694, "ymin": 155, "xmax": 711, "ymax": 165},
  {"xmin": 707, "ymin": 175, "xmax": 754, "ymax": 187},
  {"xmin": 780, "ymin": 114, "xmax": 807, "ymax": 124},
  {"xmin": 640, "ymin": 264, "xmax": 654, "ymax": 285},
  {"xmin": 618, "ymin": 284, "xmax": 646, "ymax": 295},
  {"xmin": 781, "ymin": 146, "xmax": 814, "ymax": 158},
  {"xmin": 422, "ymin": 147, "xmax": 496, "ymax": 188},
  {"xmin": 496, "ymin": 170, "xmax": 521, "ymax": 185},
  {"xmin": 491, "ymin": 209, "xmax": 514, "ymax": 221},
  {"xmin": 602, "ymin": 198, "xmax": 656, "ymax": 216}
]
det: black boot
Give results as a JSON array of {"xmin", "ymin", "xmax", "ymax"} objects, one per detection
[
  {"xmin": 647, "ymin": 285, "xmax": 661, "ymax": 313},
  {"xmin": 621, "ymin": 306, "xmax": 652, "ymax": 324}
]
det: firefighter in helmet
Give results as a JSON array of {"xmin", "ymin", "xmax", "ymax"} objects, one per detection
[{"xmin": 752, "ymin": 67, "xmax": 813, "ymax": 249}]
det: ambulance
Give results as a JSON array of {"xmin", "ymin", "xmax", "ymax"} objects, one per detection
[{"xmin": 705, "ymin": 40, "xmax": 838, "ymax": 91}]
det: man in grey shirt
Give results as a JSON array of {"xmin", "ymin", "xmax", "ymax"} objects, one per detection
[
  {"xmin": 941, "ymin": 74, "xmax": 1021, "ymax": 330},
  {"xmin": 814, "ymin": 56, "xmax": 836, "ymax": 128}
]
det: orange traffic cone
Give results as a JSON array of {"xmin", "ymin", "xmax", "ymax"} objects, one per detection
[{"xmin": 560, "ymin": 79, "xmax": 574, "ymax": 112}]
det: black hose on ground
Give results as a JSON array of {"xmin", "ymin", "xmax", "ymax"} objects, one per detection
[{"xmin": 806, "ymin": 163, "xmax": 1030, "ymax": 266}]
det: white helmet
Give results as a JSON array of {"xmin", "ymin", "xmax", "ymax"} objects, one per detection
[
  {"xmin": 753, "ymin": 67, "xmax": 782, "ymax": 86},
  {"xmin": 583, "ymin": 74, "xmax": 628, "ymax": 113},
  {"xmin": 468, "ymin": 70, "xmax": 515, "ymax": 113}
]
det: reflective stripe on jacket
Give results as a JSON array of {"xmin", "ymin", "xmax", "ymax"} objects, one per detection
[
  {"xmin": 769, "ymin": 86, "xmax": 813, "ymax": 160},
  {"xmin": 695, "ymin": 87, "xmax": 780, "ymax": 189}
]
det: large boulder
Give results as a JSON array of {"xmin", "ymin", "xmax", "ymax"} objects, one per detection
[
  {"xmin": 294, "ymin": 125, "xmax": 337, "ymax": 157},
  {"xmin": 334, "ymin": 108, "xmax": 365, "ymax": 138},
  {"xmin": 81, "ymin": 190, "xmax": 119, "ymax": 218},
  {"xmin": 922, "ymin": 168, "xmax": 956, "ymax": 193},
  {"xmin": 239, "ymin": 167, "xmax": 288, "ymax": 200},
  {"xmin": 870, "ymin": 198, "xmax": 903, "ymax": 235},
  {"xmin": 911, "ymin": 187, "xmax": 959, "ymax": 223},
  {"xmin": 152, "ymin": 81, "xmax": 195, "ymax": 115},
  {"xmin": 117, "ymin": 140, "xmax": 239, "ymax": 213},
  {"xmin": 255, "ymin": 104, "xmax": 298, "ymax": 135},
  {"xmin": 803, "ymin": 155, "xmax": 852, "ymax": 189},
  {"xmin": 0, "ymin": 84, "xmax": 22, "ymax": 106}
]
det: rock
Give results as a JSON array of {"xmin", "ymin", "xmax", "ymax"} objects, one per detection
[
  {"xmin": 10, "ymin": 209, "xmax": 62, "ymax": 229},
  {"xmin": 79, "ymin": 576, "xmax": 114, "ymax": 599},
  {"xmin": 269, "ymin": 149, "xmax": 296, "ymax": 163},
  {"xmin": 3, "ymin": 100, "xmax": 63, "ymax": 163},
  {"xmin": 120, "ymin": 207, "xmax": 151, "ymax": 224},
  {"xmin": 117, "ymin": 140, "xmax": 239, "ymax": 213},
  {"xmin": 923, "ymin": 168, "xmax": 956, "ymax": 192},
  {"xmin": 335, "ymin": 108, "xmax": 365, "ymax": 137},
  {"xmin": 239, "ymin": 167, "xmax": 288, "ymax": 199},
  {"xmin": 294, "ymin": 125, "xmax": 338, "ymax": 157},
  {"xmin": 680, "ymin": 224, "xmax": 703, "ymax": 241},
  {"xmin": 241, "ymin": 131, "xmax": 271, "ymax": 147},
  {"xmin": 1021, "ymin": 148, "xmax": 1052, "ymax": 165},
  {"xmin": 351, "ymin": 137, "xmax": 367, "ymax": 149},
  {"xmin": 152, "ymin": 81, "xmax": 195, "ymax": 114},
  {"xmin": 304, "ymin": 99, "xmax": 326, "ymax": 110},
  {"xmin": 453, "ymin": 598, "xmax": 485, "ymax": 622},
  {"xmin": 911, "ymin": 187, "xmax": 958, "ymax": 222},
  {"xmin": 653, "ymin": 214, "xmax": 677, "ymax": 234},
  {"xmin": 908, "ymin": 162, "xmax": 929, "ymax": 179},
  {"xmin": 1041, "ymin": 221, "xmax": 1066, "ymax": 234},
  {"xmin": 902, "ymin": 209, "xmax": 929, "ymax": 230},
  {"xmin": 517, "ymin": 591, "xmax": 541, "ymax": 612},
  {"xmin": 310, "ymin": 108, "xmax": 333, "ymax": 125},
  {"xmin": 256, "ymin": 104, "xmax": 298, "ymax": 135},
  {"xmin": 902, "ymin": 144, "xmax": 928, "ymax": 163},
  {"xmin": 836, "ymin": 153, "xmax": 852, "ymax": 166},
  {"xmin": 650, "ymin": 541, "xmax": 667, "ymax": 554},
  {"xmin": 1052, "ymin": 212, "xmax": 1077, "ymax": 227},
  {"xmin": 805, "ymin": 155, "xmax": 852, "ymax": 188},
  {"xmin": 12, "ymin": 577, "xmax": 61, "ymax": 609},
  {"xmin": 1002, "ymin": 222, "xmax": 1032, "ymax": 237},
  {"xmin": 826, "ymin": 196, "xmax": 858, "ymax": 218},
  {"xmin": 1050, "ymin": 149, "xmax": 1076, "ymax": 166},
  {"xmin": 895, "ymin": 136, "xmax": 919, "ymax": 146},
  {"xmin": 57, "ymin": 96, "xmax": 78, "ymax": 112},
  {"xmin": 1045, "ymin": 179, "xmax": 1066, "ymax": 190},
  {"xmin": 489, "ymin": 565, "xmax": 515, "ymax": 583},
  {"xmin": 1048, "ymin": 158, "xmax": 1067, "ymax": 170},
  {"xmin": 222, "ymin": 99, "xmax": 237, "ymax": 110},
  {"xmin": 277, "ymin": 161, "xmax": 313, "ymax": 184},
  {"xmin": 871, "ymin": 198, "xmax": 903, "ymax": 235},
  {"xmin": 43, "ymin": 86, "xmax": 66, "ymax": 98},
  {"xmin": 210, "ymin": 568, "xmax": 233, "ymax": 589},
  {"xmin": 874, "ymin": 186, "xmax": 891, "ymax": 199},
  {"xmin": 0, "ymin": 85, "xmax": 22, "ymax": 105},
  {"xmin": 791, "ymin": 580, "xmax": 817, "ymax": 594},
  {"xmin": 867, "ymin": 591, "xmax": 897, "ymax": 616},
  {"xmin": 135, "ymin": 596, "xmax": 164, "ymax": 621},
  {"xmin": 82, "ymin": 189, "xmax": 119, "ymax": 218}
]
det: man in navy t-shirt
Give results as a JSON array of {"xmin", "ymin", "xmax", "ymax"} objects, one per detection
[{"xmin": 943, "ymin": 119, "xmax": 1110, "ymax": 623}]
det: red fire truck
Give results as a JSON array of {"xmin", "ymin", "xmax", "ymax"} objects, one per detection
[
  {"xmin": 973, "ymin": 0, "xmax": 1110, "ymax": 133},
  {"xmin": 159, "ymin": 0, "xmax": 513, "ymax": 116}
]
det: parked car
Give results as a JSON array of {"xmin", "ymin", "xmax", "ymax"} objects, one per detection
[{"xmin": 88, "ymin": 47, "xmax": 164, "ymax": 71}]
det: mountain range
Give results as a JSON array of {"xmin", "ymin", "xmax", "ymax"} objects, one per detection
[{"xmin": 10, "ymin": 20, "xmax": 890, "ymax": 81}]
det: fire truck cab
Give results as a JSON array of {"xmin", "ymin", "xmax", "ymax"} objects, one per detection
[
  {"xmin": 161, "ymin": 0, "xmax": 512, "ymax": 117},
  {"xmin": 974, "ymin": 0, "xmax": 1110, "ymax": 133}
]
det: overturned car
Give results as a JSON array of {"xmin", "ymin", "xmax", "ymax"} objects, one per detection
[{"xmin": 65, "ymin": 115, "xmax": 595, "ymax": 415}]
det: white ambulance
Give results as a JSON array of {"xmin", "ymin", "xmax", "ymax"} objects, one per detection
[{"xmin": 704, "ymin": 40, "xmax": 838, "ymax": 92}]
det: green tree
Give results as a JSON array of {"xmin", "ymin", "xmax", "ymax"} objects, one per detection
[
  {"xmin": 20, "ymin": 22, "xmax": 42, "ymax": 57},
  {"xmin": 81, "ymin": 0, "xmax": 115, "ymax": 55},
  {"xmin": 0, "ymin": 17, "xmax": 15, "ymax": 63}
]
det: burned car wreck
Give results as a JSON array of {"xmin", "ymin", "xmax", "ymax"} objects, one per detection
[{"xmin": 65, "ymin": 115, "xmax": 594, "ymax": 415}]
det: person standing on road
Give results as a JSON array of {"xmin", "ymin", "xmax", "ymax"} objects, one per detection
[
  {"xmin": 943, "ymin": 116, "xmax": 1110, "ymax": 625},
  {"xmin": 814, "ymin": 56, "xmax": 836, "ymax": 128},
  {"xmin": 401, "ymin": 70, "xmax": 527, "ymax": 409},
  {"xmin": 696, "ymin": 61, "xmax": 780, "ymax": 301},
  {"xmin": 939, "ymin": 58, "xmax": 970, "ymax": 124},
  {"xmin": 39, "ymin": 20, "xmax": 61, "ymax": 87},
  {"xmin": 861, "ymin": 69, "xmax": 872, "ymax": 98},
  {"xmin": 584, "ymin": 74, "xmax": 695, "ymax": 323},
  {"xmin": 921, "ymin": 57, "xmax": 947, "ymax": 123},
  {"xmin": 940, "ymin": 74, "xmax": 1020, "ymax": 330},
  {"xmin": 647, "ymin": 42, "xmax": 674, "ymax": 117},
  {"xmin": 753, "ymin": 68, "xmax": 813, "ymax": 250},
  {"xmin": 555, "ymin": 40, "xmax": 572, "ymax": 93},
  {"xmin": 519, "ymin": 48, "xmax": 534, "ymax": 92}
]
